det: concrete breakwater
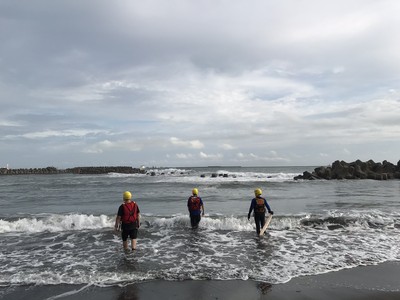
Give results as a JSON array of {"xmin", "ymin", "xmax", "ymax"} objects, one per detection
[
  {"xmin": 0, "ymin": 166, "xmax": 146, "ymax": 175},
  {"xmin": 295, "ymin": 159, "xmax": 400, "ymax": 180}
]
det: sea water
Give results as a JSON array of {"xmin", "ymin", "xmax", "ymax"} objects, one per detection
[{"xmin": 1, "ymin": 166, "xmax": 400, "ymax": 288}]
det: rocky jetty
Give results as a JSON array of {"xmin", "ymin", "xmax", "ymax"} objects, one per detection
[
  {"xmin": 0, "ymin": 166, "xmax": 145, "ymax": 175},
  {"xmin": 66, "ymin": 166, "xmax": 145, "ymax": 174},
  {"xmin": 294, "ymin": 159, "xmax": 400, "ymax": 180},
  {"xmin": 0, "ymin": 166, "xmax": 63, "ymax": 175}
]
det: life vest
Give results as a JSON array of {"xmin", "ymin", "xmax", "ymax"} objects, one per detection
[
  {"xmin": 254, "ymin": 197, "xmax": 266, "ymax": 213},
  {"xmin": 121, "ymin": 202, "xmax": 138, "ymax": 224},
  {"xmin": 188, "ymin": 196, "xmax": 201, "ymax": 211}
]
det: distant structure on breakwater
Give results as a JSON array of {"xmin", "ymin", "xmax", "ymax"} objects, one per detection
[
  {"xmin": 294, "ymin": 159, "xmax": 400, "ymax": 180},
  {"xmin": 0, "ymin": 166, "xmax": 146, "ymax": 175}
]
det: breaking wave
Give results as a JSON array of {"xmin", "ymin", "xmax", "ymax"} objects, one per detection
[{"xmin": 2, "ymin": 210, "xmax": 399, "ymax": 234}]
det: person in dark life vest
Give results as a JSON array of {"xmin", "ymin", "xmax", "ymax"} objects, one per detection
[
  {"xmin": 114, "ymin": 191, "xmax": 140, "ymax": 250},
  {"xmin": 248, "ymin": 188, "xmax": 273, "ymax": 235},
  {"xmin": 187, "ymin": 188, "xmax": 204, "ymax": 229}
]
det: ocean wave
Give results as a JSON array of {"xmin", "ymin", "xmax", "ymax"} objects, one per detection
[
  {"xmin": 149, "ymin": 215, "xmax": 255, "ymax": 231},
  {"xmin": 0, "ymin": 214, "xmax": 112, "ymax": 233},
  {"xmin": 106, "ymin": 168, "xmax": 300, "ymax": 182},
  {"xmin": 1, "ymin": 211, "xmax": 398, "ymax": 234},
  {"xmin": 300, "ymin": 210, "xmax": 400, "ymax": 230},
  {"xmin": 147, "ymin": 211, "xmax": 400, "ymax": 230}
]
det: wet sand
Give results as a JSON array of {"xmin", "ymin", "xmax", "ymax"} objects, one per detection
[{"xmin": 2, "ymin": 261, "xmax": 400, "ymax": 300}]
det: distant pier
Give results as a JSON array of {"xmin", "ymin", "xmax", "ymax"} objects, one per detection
[{"xmin": 0, "ymin": 166, "xmax": 146, "ymax": 175}]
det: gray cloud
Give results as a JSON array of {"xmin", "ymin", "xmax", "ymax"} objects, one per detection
[{"xmin": 1, "ymin": 0, "xmax": 400, "ymax": 168}]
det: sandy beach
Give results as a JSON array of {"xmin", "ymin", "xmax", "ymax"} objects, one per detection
[{"xmin": 2, "ymin": 261, "xmax": 400, "ymax": 300}]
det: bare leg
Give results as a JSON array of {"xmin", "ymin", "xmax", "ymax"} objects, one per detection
[
  {"xmin": 131, "ymin": 239, "xmax": 137, "ymax": 250},
  {"xmin": 123, "ymin": 240, "xmax": 129, "ymax": 250}
]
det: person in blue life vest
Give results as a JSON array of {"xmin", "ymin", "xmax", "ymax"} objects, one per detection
[
  {"xmin": 114, "ymin": 191, "xmax": 140, "ymax": 250},
  {"xmin": 248, "ymin": 188, "xmax": 273, "ymax": 235},
  {"xmin": 187, "ymin": 188, "xmax": 204, "ymax": 229}
]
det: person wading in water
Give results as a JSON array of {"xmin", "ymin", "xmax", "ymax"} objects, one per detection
[
  {"xmin": 115, "ymin": 191, "xmax": 140, "ymax": 250},
  {"xmin": 187, "ymin": 188, "xmax": 204, "ymax": 229},
  {"xmin": 248, "ymin": 188, "xmax": 273, "ymax": 235}
]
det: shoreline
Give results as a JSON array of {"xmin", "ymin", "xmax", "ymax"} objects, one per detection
[{"xmin": 2, "ymin": 262, "xmax": 400, "ymax": 300}]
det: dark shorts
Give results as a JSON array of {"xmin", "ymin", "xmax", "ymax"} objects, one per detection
[{"xmin": 121, "ymin": 222, "xmax": 138, "ymax": 241}]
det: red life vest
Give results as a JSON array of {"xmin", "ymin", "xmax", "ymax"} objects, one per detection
[
  {"xmin": 188, "ymin": 196, "xmax": 201, "ymax": 211},
  {"xmin": 121, "ymin": 202, "xmax": 138, "ymax": 224},
  {"xmin": 255, "ymin": 197, "xmax": 266, "ymax": 213}
]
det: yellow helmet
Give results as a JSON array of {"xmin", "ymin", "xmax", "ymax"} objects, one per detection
[
  {"xmin": 123, "ymin": 191, "xmax": 132, "ymax": 200},
  {"xmin": 192, "ymin": 188, "xmax": 199, "ymax": 195},
  {"xmin": 254, "ymin": 188, "xmax": 262, "ymax": 196}
]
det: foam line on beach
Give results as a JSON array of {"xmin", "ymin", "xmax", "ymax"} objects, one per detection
[
  {"xmin": 2, "ymin": 262, "xmax": 400, "ymax": 300},
  {"xmin": 43, "ymin": 284, "xmax": 92, "ymax": 300}
]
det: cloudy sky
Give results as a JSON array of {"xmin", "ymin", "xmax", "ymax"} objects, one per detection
[{"xmin": 1, "ymin": 0, "xmax": 400, "ymax": 168}]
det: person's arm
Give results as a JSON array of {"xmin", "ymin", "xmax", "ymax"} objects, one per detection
[
  {"xmin": 264, "ymin": 199, "xmax": 273, "ymax": 215},
  {"xmin": 200, "ymin": 198, "xmax": 205, "ymax": 216},
  {"xmin": 137, "ymin": 205, "xmax": 141, "ymax": 228},
  {"xmin": 115, "ymin": 205, "xmax": 123, "ymax": 230},
  {"xmin": 115, "ymin": 216, "xmax": 121, "ymax": 231},
  {"xmin": 248, "ymin": 199, "xmax": 254, "ymax": 219}
]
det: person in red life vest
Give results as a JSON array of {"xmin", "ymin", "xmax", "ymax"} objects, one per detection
[
  {"xmin": 114, "ymin": 191, "xmax": 140, "ymax": 250},
  {"xmin": 187, "ymin": 188, "xmax": 204, "ymax": 229},
  {"xmin": 248, "ymin": 188, "xmax": 273, "ymax": 235}
]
